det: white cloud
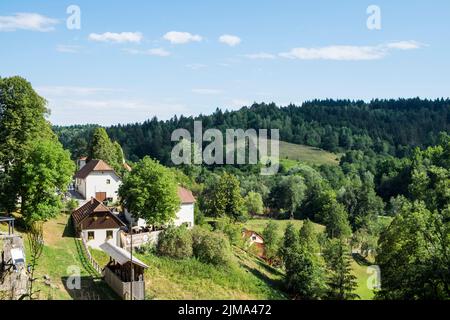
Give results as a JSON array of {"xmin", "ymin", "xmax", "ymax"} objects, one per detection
[
  {"xmin": 124, "ymin": 48, "xmax": 171, "ymax": 57},
  {"xmin": 0, "ymin": 13, "xmax": 58, "ymax": 32},
  {"xmin": 244, "ymin": 52, "xmax": 276, "ymax": 60},
  {"xmin": 192, "ymin": 88, "xmax": 222, "ymax": 95},
  {"xmin": 163, "ymin": 31, "xmax": 202, "ymax": 44},
  {"xmin": 279, "ymin": 41, "xmax": 424, "ymax": 61},
  {"xmin": 88, "ymin": 32, "xmax": 143, "ymax": 43},
  {"xmin": 279, "ymin": 45, "xmax": 386, "ymax": 61},
  {"xmin": 56, "ymin": 45, "xmax": 81, "ymax": 53},
  {"xmin": 219, "ymin": 34, "xmax": 241, "ymax": 47},
  {"xmin": 386, "ymin": 40, "xmax": 423, "ymax": 50}
]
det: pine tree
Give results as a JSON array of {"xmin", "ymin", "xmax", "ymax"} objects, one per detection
[{"xmin": 323, "ymin": 238, "xmax": 359, "ymax": 300}]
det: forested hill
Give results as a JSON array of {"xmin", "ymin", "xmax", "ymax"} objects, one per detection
[{"xmin": 54, "ymin": 98, "xmax": 450, "ymax": 163}]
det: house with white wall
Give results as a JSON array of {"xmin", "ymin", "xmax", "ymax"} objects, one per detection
[
  {"xmin": 72, "ymin": 198, "xmax": 126, "ymax": 249},
  {"xmin": 124, "ymin": 186, "xmax": 196, "ymax": 229},
  {"xmin": 74, "ymin": 159, "xmax": 121, "ymax": 203}
]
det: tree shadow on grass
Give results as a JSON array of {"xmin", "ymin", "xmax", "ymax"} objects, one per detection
[
  {"xmin": 240, "ymin": 263, "xmax": 287, "ymax": 299},
  {"xmin": 61, "ymin": 276, "xmax": 119, "ymax": 300},
  {"xmin": 62, "ymin": 218, "xmax": 75, "ymax": 238}
]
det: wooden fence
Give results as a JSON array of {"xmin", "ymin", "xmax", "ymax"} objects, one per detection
[{"xmin": 80, "ymin": 237, "xmax": 102, "ymax": 274}]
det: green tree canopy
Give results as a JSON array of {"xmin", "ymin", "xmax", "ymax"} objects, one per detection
[
  {"xmin": 244, "ymin": 191, "xmax": 264, "ymax": 215},
  {"xmin": 376, "ymin": 200, "xmax": 450, "ymax": 299},
  {"xmin": 88, "ymin": 127, "xmax": 125, "ymax": 174},
  {"xmin": 0, "ymin": 76, "xmax": 54, "ymax": 214},
  {"xmin": 202, "ymin": 172, "xmax": 246, "ymax": 221},
  {"xmin": 20, "ymin": 139, "xmax": 75, "ymax": 224},
  {"xmin": 119, "ymin": 156, "xmax": 180, "ymax": 225}
]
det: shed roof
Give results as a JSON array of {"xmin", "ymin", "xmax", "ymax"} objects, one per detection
[{"xmin": 99, "ymin": 241, "xmax": 148, "ymax": 268}]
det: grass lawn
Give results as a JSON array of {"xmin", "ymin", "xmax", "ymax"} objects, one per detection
[
  {"xmin": 351, "ymin": 255, "xmax": 376, "ymax": 300},
  {"xmin": 2, "ymin": 214, "xmax": 117, "ymax": 300},
  {"xmin": 135, "ymin": 247, "xmax": 287, "ymax": 300}
]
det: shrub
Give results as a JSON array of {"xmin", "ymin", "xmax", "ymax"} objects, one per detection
[
  {"xmin": 214, "ymin": 218, "xmax": 243, "ymax": 245},
  {"xmin": 191, "ymin": 226, "xmax": 232, "ymax": 265},
  {"xmin": 157, "ymin": 226, "xmax": 193, "ymax": 259},
  {"xmin": 66, "ymin": 199, "xmax": 79, "ymax": 212}
]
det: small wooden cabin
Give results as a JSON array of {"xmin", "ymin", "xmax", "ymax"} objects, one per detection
[{"xmin": 100, "ymin": 241, "xmax": 148, "ymax": 300}]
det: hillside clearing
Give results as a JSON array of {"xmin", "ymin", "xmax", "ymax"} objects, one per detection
[{"xmin": 134, "ymin": 247, "xmax": 287, "ymax": 300}]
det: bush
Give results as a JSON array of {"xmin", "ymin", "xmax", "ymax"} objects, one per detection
[
  {"xmin": 157, "ymin": 226, "xmax": 193, "ymax": 259},
  {"xmin": 214, "ymin": 218, "xmax": 243, "ymax": 245},
  {"xmin": 191, "ymin": 227, "xmax": 233, "ymax": 265},
  {"xmin": 65, "ymin": 199, "xmax": 79, "ymax": 212}
]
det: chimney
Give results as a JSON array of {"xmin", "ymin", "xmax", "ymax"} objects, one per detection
[{"xmin": 90, "ymin": 197, "xmax": 94, "ymax": 204}]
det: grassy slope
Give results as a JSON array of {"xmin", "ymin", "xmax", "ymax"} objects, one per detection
[
  {"xmin": 133, "ymin": 248, "xmax": 287, "ymax": 300},
  {"xmin": 279, "ymin": 141, "xmax": 340, "ymax": 166},
  {"xmin": 226, "ymin": 137, "xmax": 339, "ymax": 167},
  {"xmin": 2, "ymin": 214, "xmax": 117, "ymax": 300}
]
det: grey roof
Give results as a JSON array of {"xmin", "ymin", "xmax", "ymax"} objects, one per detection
[{"xmin": 99, "ymin": 241, "xmax": 148, "ymax": 269}]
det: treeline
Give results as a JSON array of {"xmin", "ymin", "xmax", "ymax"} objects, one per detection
[{"xmin": 54, "ymin": 98, "xmax": 450, "ymax": 163}]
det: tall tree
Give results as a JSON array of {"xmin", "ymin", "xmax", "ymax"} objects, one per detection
[
  {"xmin": 20, "ymin": 139, "xmax": 75, "ymax": 224},
  {"xmin": 203, "ymin": 172, "xmax": 246, "ymax": 221},
  {"xmin": 119, "ymin": 156, "xmax": 180, "ymax": 225},
  {"xmin": 376, "ymin": 200, "xmax": 450, "ymax": 299},
  {"xmin": 323, "ymin": 238, "xmax": 359, "ymax": 300},
  {"xmin": 244, "ymin": 191, "xmax": 264, "ymax": 215},
  {"xmin": 269, "ymin": 175, "xmax": 306, "ymax": 219},
  {"xmin": 317, "ymin": 189, "xmax": 352, "ymax": 239},
  {"xmin": 0, "ymin": 76, "xmax": 53, "ymax": 214},
  {"xmin": 262, "ymin": 221, "xmax": 280, "ymax": 263}
]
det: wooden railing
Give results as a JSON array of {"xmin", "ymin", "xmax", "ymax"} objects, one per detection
[{"xmin": 80, "ymin": 237, "xmax": 102, "ymax": 275}]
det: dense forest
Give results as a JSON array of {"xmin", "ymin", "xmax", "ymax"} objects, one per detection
[{"xmin": 54, "ymin": 98, "xmax": 450, "ymax": 164}]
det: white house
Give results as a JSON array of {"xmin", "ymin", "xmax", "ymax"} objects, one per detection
[
  {"xmin": 72, "ymin": 198, "xmax": 126, "ymax": 249},
  {"xmin": 74, "ymin": 159, "xmax": 121, "ymax": 203},
  {"xmin": 124, "ymin": 186, "xmax": 196, "ymax": 228}
]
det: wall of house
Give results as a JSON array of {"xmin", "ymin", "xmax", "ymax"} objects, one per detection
[
  {"xmin": 124, "ymin": 203, "xmax": 195, "ymax": 228},
  {"xmin": 174, "ymin": 203, "xmax": 194, "ymax": 227},
  {"xmin": 84, "ymin": 171, "xmax": 121, "ymax": 202},
  {"xmin": 82, "ymin": 228, "xmax": 120, "ymax": 249},
  {"xmin": 76, "ymin": 178, "xmax": 87, "ymax": 199}
]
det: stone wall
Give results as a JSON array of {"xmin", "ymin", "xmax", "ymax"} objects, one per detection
[{"xmin": 0, "ymin": 234, "xmax": 28, "ymax": 300}]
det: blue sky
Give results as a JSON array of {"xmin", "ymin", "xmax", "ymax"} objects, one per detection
[{"xmin": 1, "ymin": 0, "xmax": 449, "ymax": 125}]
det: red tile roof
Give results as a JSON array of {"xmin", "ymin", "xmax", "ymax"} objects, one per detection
[
  {"xmin": 74, "ymin": 159, "xmax": 116, "ymax": 179},
  {"xmin": 178, "ymin": 186, "xmax": 196, "ymax": 204}
]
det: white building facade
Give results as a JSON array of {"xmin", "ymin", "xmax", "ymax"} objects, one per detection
[{"xmin": 74, "ymin": 159, "xmax": 121, "ymax": 203}]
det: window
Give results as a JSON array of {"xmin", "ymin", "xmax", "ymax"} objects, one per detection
[
  {"xmin": 106, "ymin": 179, "xmax": 111, "ymax": 184},
  {"xmin": 106, "ymin": 230, "xmax": 113, "ymax": 240},
  {"xmin": 87, "ymin": 231, "xmax": 95, "ymax": 241}
]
